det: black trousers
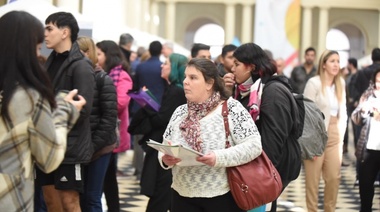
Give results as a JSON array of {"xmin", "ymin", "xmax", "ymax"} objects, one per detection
[
  {"xmin": 359, "ymin": 150, "xmax": 380, "ymax": 212},
  {"xmin": 171, "ymin": 189, "xmax": 244, "ymax": 212},
  {"xmin": 103, "ymin": 153, "xmax": 120, "ymax": 212}
]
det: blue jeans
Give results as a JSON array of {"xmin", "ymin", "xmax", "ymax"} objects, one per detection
[{"xmin": 81, "ymin": 153, "xmax": 112, "ymax": 212}]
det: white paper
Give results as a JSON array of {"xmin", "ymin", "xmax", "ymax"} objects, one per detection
[{"xmin": 147, "ymin": 139, "xmax": 204, "ymax": 166}]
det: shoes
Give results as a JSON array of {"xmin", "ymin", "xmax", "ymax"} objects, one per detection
[
  {"xmin": 354, "ymin": 180, "xmax": 359, "ymax": 187},
  {"xmin": 343, "ymin": 144, "xmax": 348, "ymax": 154}
]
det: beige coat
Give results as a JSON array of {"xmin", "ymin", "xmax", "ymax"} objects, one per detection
[{"xmin": 303, "ymin": 76, "xmax": 347, "ymax": 137}]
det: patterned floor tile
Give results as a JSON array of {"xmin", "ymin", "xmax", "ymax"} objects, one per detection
[{"xmin": 107, "ymin": 144, "xmax": 380, "ymax": 212}]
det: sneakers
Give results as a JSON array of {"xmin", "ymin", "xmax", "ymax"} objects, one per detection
[{"xmin": 353, "ymin": 180, "xmax": 380, "ymax": 187}]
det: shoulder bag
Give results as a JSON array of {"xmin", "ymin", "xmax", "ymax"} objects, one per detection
[{"xmin": 222, "ymin": 101, "xmax": 283, "ymax": 210}]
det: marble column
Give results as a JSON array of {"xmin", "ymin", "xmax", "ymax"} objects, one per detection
[
  {"xmin": 301, "ymin": 6, "xmax": 312, "ymax": 54},
  {"xmin": 225, "ymin": 3, "xmax": 235, "ymax": 44},
  {"xmin": 165, "ymin": 1, "xmax": 176, "ymax": 41},
  {"xmin": 149, "ymin": 1, "xmax": 159, "ymax": 35},
  {"xmin": 241, "ymin": 3, "xmax": 253, "ymax": 43},
  {"xmin": 378, "ymin": 10, "xmax": 380, "ymax": 47},
  {"xmin": 141, "ymin": 0, "xmax": 150, "ymax": 32},
  {"xmin": 55, "ymin": 0, "xmax": 80, "ymax": 12},
  {"xmin": 318, "ymin": 6, "xmax": 329, "ymax": 55}
]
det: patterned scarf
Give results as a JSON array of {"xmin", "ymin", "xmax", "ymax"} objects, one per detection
[
  {"xmin": 180, "ymin": 92, "xmax": 221, "ymax": 152},
  {"xmin": 235, "ymin": 77, "xmax": 253, "ymax": 99},
  {"xmin": 248, "ymin": 79, "xmax": 263, "ymax": 121},
  {"xmin": 109, "ymin": 65, "xmax": 123, "ymax": 87}
]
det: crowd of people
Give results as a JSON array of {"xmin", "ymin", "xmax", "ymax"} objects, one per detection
[{"xmin": 0, "ymin": 9, "xmax": 380, "ymax": 212}]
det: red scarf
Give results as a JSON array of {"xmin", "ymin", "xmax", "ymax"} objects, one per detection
[{"xmin": 179, "ymin": 92, "xmax": 221, "ymax": 152}]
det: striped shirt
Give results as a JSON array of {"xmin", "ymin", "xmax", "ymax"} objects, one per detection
[{"xmin": 0, "ymin": 87, "xmax": 80, "ymax": 211}]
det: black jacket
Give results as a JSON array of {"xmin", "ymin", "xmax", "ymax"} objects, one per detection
[
  {"xmin": 259, "ymin": 76, "xmax": 301, "ymax": 187},
  {"xmin": 354, "ymin": 62, "xmax": 380, "ymax": 98},
  {"xmin": 130, "ymin": 84, "xmax": 186, "ymax": 197},
  {"xmin": 90, "ymin": 71, "xmax": 117, "ymax": 158},
  {"xmin": 45, "ymin": 42, "xmax": 95, "ymax": 164},
  {"xmin": 290, "ymin": 65, "xmax": 317, "ymax": 94},
  {"xmin": 237, "ymin": 75, "xmax": 301, "ymax": 188}
]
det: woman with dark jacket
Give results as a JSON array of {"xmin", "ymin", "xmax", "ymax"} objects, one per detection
[
  {"xmin": 224, "ymin": 43, "xmax": 301, "ymax": 212},
  {"xmin": 352, "ymin": 67, "xmax": 380, "ymax": 212},
  {"xmin": 96, "ymin": 40, "xmax": 133, "ymax": 212},
  {"xmin": 77, "ymin": 36, "xmax": 118, "ymax": 212},
  {"xmin": 129, "ymin": 53, "xmax": 188, "ymax": 212}
]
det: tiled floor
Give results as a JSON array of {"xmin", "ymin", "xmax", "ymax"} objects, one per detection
[{"xmin": 109, "ymin": 144, "xmax": 380, "ymax": 212}]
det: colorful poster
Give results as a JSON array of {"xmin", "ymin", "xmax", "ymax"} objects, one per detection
[{"xmin": 254, "ymin": 0, "xmax": 300, "ymax": 77}]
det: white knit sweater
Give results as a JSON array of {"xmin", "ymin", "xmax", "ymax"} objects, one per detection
[{"xmin": 159, "ymin": 97, "xmax": 262, "ymax": 198}]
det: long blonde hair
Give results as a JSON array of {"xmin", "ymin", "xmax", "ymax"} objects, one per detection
[
  {"xmin": 77, "ymin": 36, "xmax": 98, "ymax": 68},
  {"xmin": 317, "ymin": 50, "xmax": 344, "ymax": 103}
]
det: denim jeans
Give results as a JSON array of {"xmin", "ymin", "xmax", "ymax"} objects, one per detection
[{"xmin": 81, "ymin": 153, "xmax": 112, "ymax": 212}]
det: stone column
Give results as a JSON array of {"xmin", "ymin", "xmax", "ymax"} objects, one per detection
[
  {"xmin": 165, "ymin": 1, "xmax": 176, "ymax": 41},
  {"xmin": 55, "ymin": 0, "xmax": 80, "ymax": 12},
  {"xmin": 318, "ymin": 6, "xmax": 329, "ymax": 55},
  {"xmin": 378, "ymin": 10, "xmax": 380, "ymax": 47},
  {"xmin": 149, "ymin": 1, "xmax": 159, "ymax": 35},
  {"xmin": 301, "ymin": 6, "xmax": 312, "ymax": 54},
  {"xmin": 225, "ymin": 3, "xmax": 235, "ymax": 44},
  {"xmin": 241, "ymin": 3, "xmax": 253, "ymax": 43},
  {"xmin": 141, "ymin": 0, "xmax": 150, "ymax": 32}
]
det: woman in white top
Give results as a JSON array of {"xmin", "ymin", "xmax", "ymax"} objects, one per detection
[
  {"xmin": 159, "ymin": 58, "xmax": 262, "ymax": 212},
  {"xmin": 303, "ymin": 50, "xmax": 347, "ymax": 212},
  {"xmin": 351, "ymin": 67, "xmax": 380, "ymax": 212}
]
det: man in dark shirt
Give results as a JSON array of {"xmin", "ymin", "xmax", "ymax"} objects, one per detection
[
  {"xmin": 36, "ymin": 12, "xmax": 94, "ymax": 212},
  {"xmin": 119, "ymin": 33, "xmax": 134, "ymax": 63},
  {"xmin": 290, "ymin": 47, "xmax": 317, "ymax": 94},
  {"xmin": 354, "ymin": 48, "xmax": 380, "ymax": 97},
  {"xmin": 217, "ymin": 44, "xmax": 237, "ymax": 77}
]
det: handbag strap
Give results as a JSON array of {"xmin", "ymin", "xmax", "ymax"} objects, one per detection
[{"xmin": 222, "ymin": 101, "xmax": 231, "ymax": 148}]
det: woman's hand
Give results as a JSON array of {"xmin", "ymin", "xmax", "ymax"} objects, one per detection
[
  {"xmin": 196, "ymin": 151, "xmax": 216, "ymax": 167},
  {"xmin": 223, "ymin": 73, "xmax": 235, "ymax": 93},
  {"xmin": 64, "ymin": 89, "xmax": 86, "ymax": 111},
  {"xmin": 162, "ymin": 154, "xmax": 181, "ymax": 166}
]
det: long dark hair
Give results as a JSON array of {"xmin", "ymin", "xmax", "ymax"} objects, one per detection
[
  {"xmin": 187, "ymin": 58, "xmax": 229, "ymax": 100},
  {"xmin": 233, "ymin": 43, "xmax": 277, "ymax": 82},
  {"xmin": 0, "ymin": 11, "xmax": 56, "ymax": 122},
  {"xmin": 96, "ymin": 40, "xmax": 130, "ymax": 74}
]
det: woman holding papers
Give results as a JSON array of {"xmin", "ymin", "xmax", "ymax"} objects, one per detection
[
  {"xmin": 159, "ymin": 58, "xmax": 262, "ymax": 212},
  {"xmin": 134, "ymin": 53, "xmax": 188, "ymax": 212}
]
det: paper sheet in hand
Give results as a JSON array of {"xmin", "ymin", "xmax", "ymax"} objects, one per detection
[{"xmin": 146, "ymin": 139, "xmax": 204, "ymax": 166}]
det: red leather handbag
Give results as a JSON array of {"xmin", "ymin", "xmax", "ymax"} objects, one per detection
[{"xmin": 222, "ymin": 101, "xmax": 283, "ymax": 210}]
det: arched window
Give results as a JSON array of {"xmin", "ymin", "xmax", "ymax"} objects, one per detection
[
  {"xmin": 194, "ymin": 23, "xmax": 224, "ymax": 59},
  {"xmin": 326, "ymin": 29, "xmax": 350, "ymax": 68}
]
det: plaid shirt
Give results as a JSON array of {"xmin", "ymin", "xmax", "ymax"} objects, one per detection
[{"xmin": 0, "ymin": 87, "xmax": 79, "ymax": 211}]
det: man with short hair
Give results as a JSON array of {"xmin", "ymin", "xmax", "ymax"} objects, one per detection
[
  {"xmin": 217, "ymin": 44, "xmax": 237, "ymax": 76},
  {"xmin": 36, "ymin": 11, "xmax": 94, "ymax": 212},
  {"xmin": 191, "ymin": 43, "xmax": 211, "ymax": 60},
  {"xmin": 275, "ymin": 58, "xmax": 286, "ymax": 76},
  {"xmin": 162, "ymin": 42, "xmax": 174, "ymax": 58},
  {"xmin": 119, "ymin": 33, "xmax": 134, "ymax": 63},
  {"xmin": 290, "ymin": 47, "xmax": 317, "ymax": 94}
]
